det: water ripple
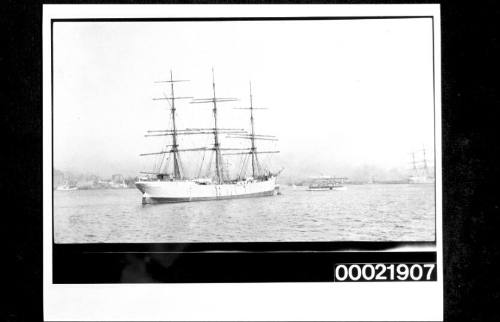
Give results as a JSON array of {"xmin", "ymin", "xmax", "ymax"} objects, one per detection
[{"xmin": 54, "ymin": 184, "xmax": 435, "ymax": 243}]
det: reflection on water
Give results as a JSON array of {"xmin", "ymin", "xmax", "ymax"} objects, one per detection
[{"xmin": 54, "ymin": 184, "xmax": 435, "ymax": 243}]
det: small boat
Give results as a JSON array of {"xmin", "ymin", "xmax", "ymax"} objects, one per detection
[{"xmin": 306, "ymin": 176, "xmax": 347, "ymax": 191}]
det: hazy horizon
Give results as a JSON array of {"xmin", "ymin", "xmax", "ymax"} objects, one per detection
[{"xmin": 53, "ymin": 18, "xmax": 436, "ymax": 180}]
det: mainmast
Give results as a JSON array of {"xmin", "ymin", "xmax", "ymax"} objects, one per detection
[
  {"xmin": 169, "ymin": 71, "xmax": 181, "ymax": 179},
  {"xmin": 189, "ymin": 68, "xmax": 239, "ymax": 184},
  {"xmin": 211, "ymin": 69, "xmax": 224, "ymax": 183}
]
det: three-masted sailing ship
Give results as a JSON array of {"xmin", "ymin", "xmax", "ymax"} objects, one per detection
[{"xmin": 135, "ymin": 70, "xmax": 281, "ymax": 204}]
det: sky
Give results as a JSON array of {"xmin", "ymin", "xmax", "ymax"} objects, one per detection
[{"xmin": 53, "ymin": 18, "xmax": 436, "ymax": 180}]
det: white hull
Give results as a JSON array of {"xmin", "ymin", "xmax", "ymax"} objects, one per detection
[{"xmin": 135, "ymin": 176, "xmax": 278, "ymax": 204}]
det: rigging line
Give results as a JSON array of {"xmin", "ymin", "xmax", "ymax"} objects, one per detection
[
  {"xmin": 157, "ymin": 155, "xmax": 164, "ymax": 174},
  {"xmin": 163, "ymin": 92, "xmax": 172, "ymax": 108},
  {"xmin": 256, "ymin": 157, "xmax": 262, "ymax": 176},
  {"xmin": 239, "ymin": 153, "xmax": 249, "ymax": 179},
  {"xmin": 163, "ymin": 156, "xmax": 171, "ymax": 176},
  {"xmin": 202, "ymin": 135, "xmax": 213, "ymax": 178},
  {"xmin": 157, "ymin": 148, "xmax": 167, "ymax": 174},
  {"xmin": 159, "ymin": 157, "xmax": 164, "ymax": 175},
  {"xmin": 154, "ymin": 154, "xmax": 161, "ymax": 174},
  {"xmin": 238, "ymin": 155, "xmax": 247, "ymax": 179},
  {"xmin": 244, "ymin": 153, "xmax": 250, "ymax": 178},
  {"xmin": 197, "ymin": 149, "xmax": 207, "ymax": 178},
  {"xmin": 237, "ymin": 153, "xmax": 244, "ymax": 180},
  {"xmin": 152, "ymin": 154, "xmax": 158, "ymax": 174},
  {"xmin": 155, "ymin": 149, "xmax": 164, "ymax": 173},
  {"xmin": 205, "ymin": 150, "xmax": 214, "ymax": 178},
  {"xmin": 158, "ymin": 125, "xmax": 172, "ymax": 174},
  {"xmin": 176, "ymin": 153, "xmax": 184, "ymax": 178}
]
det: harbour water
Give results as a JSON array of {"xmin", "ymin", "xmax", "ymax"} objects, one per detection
[{"xmin": 54, "ymin": 183, "xmax": 435, "ymax": 243}]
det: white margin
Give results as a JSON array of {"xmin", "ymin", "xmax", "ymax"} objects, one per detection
[{"xmin": 43, "ymin": 4, "xmax": 443, "ymax": 321}]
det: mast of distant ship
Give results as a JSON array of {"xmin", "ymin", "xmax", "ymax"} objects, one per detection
[
  {"xmin": 422, "ymin": 147, "xmax": 428, "ymax": 171},
  {"xmin": 422, "ymin": 146, "xmax": 429, "ymax": 176}
]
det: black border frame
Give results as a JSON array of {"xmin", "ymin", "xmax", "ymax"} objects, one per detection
[{"xmin": 7, "ymin": 1, "xmax": 500, "ymax": 320}]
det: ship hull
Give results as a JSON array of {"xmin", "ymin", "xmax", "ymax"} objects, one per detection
[
  {"xmin": 408, "ymin": 176, "xmax": 434, "ymax": 184},
  {"xmin": 135, "ymin": 176, "xmax": 278, "ymax": 204}
]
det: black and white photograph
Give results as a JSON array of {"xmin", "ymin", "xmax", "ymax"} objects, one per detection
[
  {"xmin": 53, "ymin": 13, "xmax": 436, "ymax": 243},
  {"xmin": 43, "ymin": 4, "xmax": 443, "ymax": 321}
]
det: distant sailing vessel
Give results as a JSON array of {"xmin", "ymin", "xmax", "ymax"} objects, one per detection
[
  {"xmin": 135, "ymin": 70, "xmax": 281, "ymax": 204},
  {"xmin": 307, "ymin": 176, "xmax": 347, "ymax": 191},
  {"xmin": 408, "ymin": 148, "xmax": 434, "ymax": 184}
]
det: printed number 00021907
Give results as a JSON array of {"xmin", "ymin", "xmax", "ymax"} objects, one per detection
[{"xmin": 334, "ymin": 263, "xmax": 437, "ymax": 282}]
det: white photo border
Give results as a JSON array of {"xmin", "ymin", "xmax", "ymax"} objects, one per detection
[{"xmin": 43, "ymin": 4, "xmax": 442, "ymax": 321}]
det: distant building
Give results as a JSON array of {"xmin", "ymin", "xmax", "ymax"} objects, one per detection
[
  {"xmin": 111, "ymin": 174, "xmax": 124, "ymax": 183},
  {"xmin": 53, "ymin": 169, "xmax": 65, "ymax": 187}
]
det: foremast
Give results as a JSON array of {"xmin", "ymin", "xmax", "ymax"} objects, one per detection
[{"xmin": 151, "ymin": 71, "xmax": 192, "ymax": 179}]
